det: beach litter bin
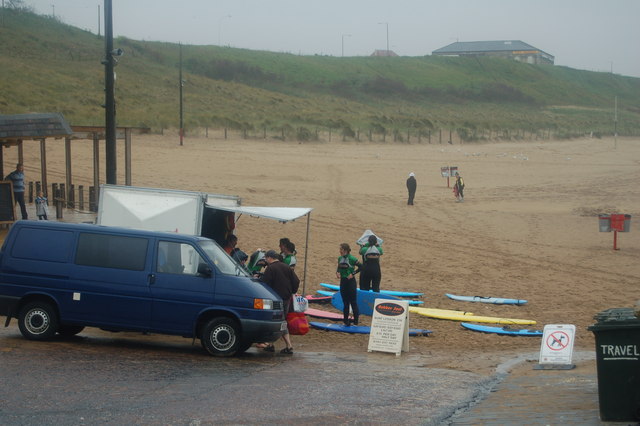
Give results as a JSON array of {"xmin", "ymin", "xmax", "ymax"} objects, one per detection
[
  {"xmin": 598, "ymin": 215, "xmax": 611, "ymax": 232},
  {"xmin": 623, "ymin": 214, "xmax": 631, "ymax": 232},
  {"xmin": 588, "ymin": 307, "xmax": 640, "ymax": 421}
]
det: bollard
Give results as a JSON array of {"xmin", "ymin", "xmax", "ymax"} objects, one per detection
[
  {"xmin": 89, "ymin": 186, "xmax": 96, "ymax": 212},
  {"xmin": 68, "ymin": 184, "xmax": 75, "ymax": 209},
  {"xmin": 78, "ymin": 185, "xmax": 84, "ymax": 211},
  {"xmin": 59, "ymin": 183, "xmax": 66, "ymax": 208},
  {"xmin": 55, "ymin": 186, "xmax": 63, "ymax": 219}
]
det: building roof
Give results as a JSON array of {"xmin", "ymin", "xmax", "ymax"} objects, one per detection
[
  {"xmin": 370, "ymin": 49, "xmax": 398, "ymax": 57},
  {"xmin": 0, "ymin": 113, "xmax": 73, "ymax": 142},
  {"xmin": 433, "ymin": 40, "xmax": 550, "ymax": 56}
]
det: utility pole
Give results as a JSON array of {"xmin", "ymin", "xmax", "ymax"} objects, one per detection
[
  {"xmin": 179, "ymin": 43, "xmax": 184, "ymax": 146},
  {"xmin": 614, "ymin": 96, "xmax": 618, "ymax": 150},
  {"xmin": 104, "ymin": 0, "xmax": 117, "ymax": 184},
  {"xmin": 98, "ymin": 4, "xmax": 101, "ymax": 36}
]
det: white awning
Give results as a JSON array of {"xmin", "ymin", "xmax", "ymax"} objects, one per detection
[{"xmin": 204, "ymin": 204, "xmax": 312, "ymax": 223}]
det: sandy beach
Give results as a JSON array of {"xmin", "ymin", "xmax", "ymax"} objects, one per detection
[{"xmin": 3, "ymin": 133, "xmax": 639, "ymax": 374}]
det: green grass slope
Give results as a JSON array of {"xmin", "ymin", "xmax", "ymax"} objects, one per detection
[{"xmin": 1, "ymin": 9, "xmax": 639, "ymax": 139}]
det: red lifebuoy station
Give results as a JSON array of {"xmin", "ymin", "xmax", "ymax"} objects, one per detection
[{"xmin": 599, "ymin": 214, "xmax": 632, "ymax": 250}]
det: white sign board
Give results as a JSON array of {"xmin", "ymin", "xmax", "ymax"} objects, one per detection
[
  {"xmin": 539, "ymin": 324, "xmax": 576, "ymax": 365},
  {"xmin": 367, "ymin": 299, "xmax": 409, "ymax": 356}
]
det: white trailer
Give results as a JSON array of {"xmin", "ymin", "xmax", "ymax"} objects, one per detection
[{"xmin": 97, "ymin": 185, "xmax": 313, "ymax": 292}]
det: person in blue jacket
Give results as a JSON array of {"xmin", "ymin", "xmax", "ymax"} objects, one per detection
[{"xmin": 5, "ymin": 163, "xmax": 28, "ymax": 219}]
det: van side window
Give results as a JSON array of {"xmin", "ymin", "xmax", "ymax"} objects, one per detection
[
  {"xmin": 75, "ymin": 233, "xmax": 148, "ymax": 271},
  {"xmin": 157, "ymin": 241, "xmax": 204, "ymax": 275},
  {"xmin": 11, "ymin": 228, "xmax": 74, "ymax": 263}
]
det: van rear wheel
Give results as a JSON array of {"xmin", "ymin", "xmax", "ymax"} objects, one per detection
[
  {"xmin": 18, "ymin": 301, "xmax": 59, "ymax": 340},
  {"xmin": 201, "ymin": 318, "xmax": 240, "ymax": 357}
]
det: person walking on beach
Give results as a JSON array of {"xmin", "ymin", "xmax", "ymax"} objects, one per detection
[
  {"xmin": 261, "ymin": 249, "xmax": 299, "ymax": 354},
  {"xmin": 359, "ymin": 235, "xmax": 383, "ymax": 292},
  {"xmin": 35, "ymin": 190, "xmax": 49, "ymax": 220},
  {"xmin": 5, "ymin": 163, "xmax": 28, "ymax": 220},
  {"xmin": 336, "ymin": 243, "xmax": 361, "ymax": 326},
  {"xmin": 454, "ymin": 173, "xmax": 465, "ymax": 202},
  {"xmin": 406, "ymin": 172, "xmax": 417, "ymax": 205}
]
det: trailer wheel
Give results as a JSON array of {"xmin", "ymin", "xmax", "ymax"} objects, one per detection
[
  {"xmin": 18, "ymin": 301, "xmax": 59, "ymax": 340},
  {"xmin": 201, "ymin": 317, "xmax": 240, "ymax": 357}
]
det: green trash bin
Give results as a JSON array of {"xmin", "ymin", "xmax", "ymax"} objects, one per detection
[{"xmin": 588, "ymin": 307, "xmax": 640, "ymax": 421}]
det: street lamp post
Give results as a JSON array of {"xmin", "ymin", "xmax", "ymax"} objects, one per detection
[
  {"xmin": 378, "ymin": 22, "xmax": 389, "ymax": 53},
  {"xmin": 218, "ymin": 14, "xmax": 232, "ymax": 46},
  {"xmin": 341, "ymin": 34, "xmax": 351, "ymax": 57}
]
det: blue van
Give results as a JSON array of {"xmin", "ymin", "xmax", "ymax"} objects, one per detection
[{"xmin": 0, "ymin": 221, "xmax": 286, "ymax": 357}]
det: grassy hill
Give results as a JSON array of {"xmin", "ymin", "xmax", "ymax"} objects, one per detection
[{"xmin": 1, "ymin": 8, "xmax": 640, "ymax": 141}]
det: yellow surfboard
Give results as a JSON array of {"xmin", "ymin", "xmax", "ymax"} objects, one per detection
[
  {"xmin": 409, "ymin": 307, "xmax": 475, "ymax": 317},
  {"xmin": 409, "ymin": 306, "xmax": 536, "ymax": 325}
]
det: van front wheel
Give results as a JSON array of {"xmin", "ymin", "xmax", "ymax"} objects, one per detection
[
  {"xmin": 18, "ymin": 301, "xmax": 59, "ymax": 340},
  {"xmin": 201, "ymin": 318, "xmax": 241, "ymax": 357}
]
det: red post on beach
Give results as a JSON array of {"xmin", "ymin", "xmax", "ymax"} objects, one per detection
[{"xmin": 613, "ymin": 230, "xmax": 618, "ymax": 251}]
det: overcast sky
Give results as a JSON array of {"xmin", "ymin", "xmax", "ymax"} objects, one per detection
[{"xmin": 27, "ymin": 0, "xmax": 640, "ymax": 78}]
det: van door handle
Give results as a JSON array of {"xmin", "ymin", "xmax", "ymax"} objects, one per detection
[{"xmin": 148, "ymin": 273, "xmax": 156, "ymax": 285}]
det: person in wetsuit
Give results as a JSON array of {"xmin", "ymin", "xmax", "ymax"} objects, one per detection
[
  {"xmin": 359, "ymin": 235, "xmax": 383, "ymax": 292},
  {"xmin": 336, "ymin": 243, "xmax": 361, "ymax": 326}
]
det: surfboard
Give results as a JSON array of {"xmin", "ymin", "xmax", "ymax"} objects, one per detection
[
  {"xmin": 330, "ymin": 290, "xmax": 403, "ymax": 316},
  {"xmin": 320, "ymin": 283, "xmax": 424, "ymax": 298},
  {"xmin": 409, "ymin": 307, "xmax": 536, "ymax": 325},
  {"xmin": 305, "ymin": 294, "xmax": 332, "ymax": 304},
  {"xmin": 461, "ymin": 322, "xmax": 542, "ymax": 336},
  {"xmin": 446, "ymin": 293, "xmax": 527, "ymax": 305},
  {"xmin": 305, "ymin": 307, "xmax": 349, "ymax": 321},
  {"xmin": 309, "ymin": 321, "xmax": 431, "ymax": 336},
  {"xmin": 325, "ymin": 289, "xmax": 423, "ymax": 309},
  {"xmin": 408, "ymin": 306, "xmax": 475, "ymax": 317}
]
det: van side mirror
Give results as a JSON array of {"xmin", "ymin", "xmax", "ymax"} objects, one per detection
[{"xmin": 197, "ymin": 263, "xmax": 212, "ymax": 277}]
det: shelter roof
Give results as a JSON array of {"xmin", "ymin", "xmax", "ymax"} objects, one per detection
[{"xmin": 0, "ymin": 113, "xmax": 73, "ymax": 143}]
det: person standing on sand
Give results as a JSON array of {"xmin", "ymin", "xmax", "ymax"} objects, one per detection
[
  {"xmin": 406, "ymin": 172, "xmax": 417, "ymax": 205},
  {"xmin": 5, "ymin": 163, "xmax": 28, "ymax": 220},
  {"xmin": 336, "ymin": 243, "xmax": 361, "ymax": 326},
  {"xmin": 454, "ymin": 174, "xmax": 465, "ymax": 202},
  {"xmin": 35, "ymin": 190, "xmax": 49, "ymax": 220},
  {"xmin": 359, "ymin": 235, "xmax": 383, "ymax": 292}
]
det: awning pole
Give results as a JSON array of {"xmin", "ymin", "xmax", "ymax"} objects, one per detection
[{"xmin": 302, "ymin": 211, "xmax": 311, "ymax": 295}]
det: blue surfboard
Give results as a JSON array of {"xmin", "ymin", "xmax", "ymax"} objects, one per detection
[
  {"xmin": 322, "ymin": 289, "xmax": 423, "ymax": 309},
  {"xmin": 461, "ymin": 322, "xmax": 542, "ymax": 336},
  {"xmin": 310, "ymin": 321, "xmax": 431, "ymax": 336},
  {"xmin": 320, "ymin": 282, "xmax": 424, "ymax": 298},
  {"xmin": 446, "ymin": 293, "xmax": 527, "ymax": 305},
  {"xmin": 330, "ymin": 289, "xmax": 408, "ymax": 315}
]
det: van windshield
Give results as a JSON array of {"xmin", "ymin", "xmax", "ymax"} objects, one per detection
[{"xmin": 198, "ymin": 240, "xmax": 249, "ymax": 276}]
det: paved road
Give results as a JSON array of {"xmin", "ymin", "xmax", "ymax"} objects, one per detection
[{"xmin": 0, "ymin": 325, "xmax": 487, "ymax": 425}]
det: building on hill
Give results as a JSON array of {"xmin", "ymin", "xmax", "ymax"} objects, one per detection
[
  {"xmin": 371, "ymin": 49, "xmax": 398, "ymax": 57},
  {"xmin": 432, "ymin": 40, "xmax": 554, "ymax": 65}
]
